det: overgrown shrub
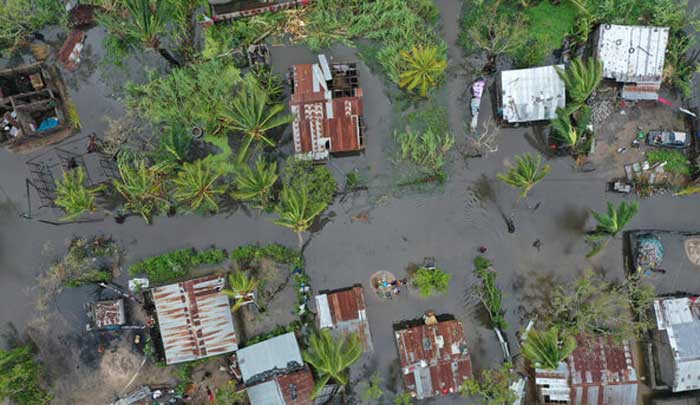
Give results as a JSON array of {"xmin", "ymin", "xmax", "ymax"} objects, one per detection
[
  {"xmin": 282, "ymin": 157, "xmax": 336, "ymax": 208},
  {"xmin": 414, "ymin": 267, "xmax": 451, "ymax": 297},
  {"xmin": 128, "ymin": 247, "xmax": 227, "ymax": 284},
  {"xmin": 472, "ymin": 256, "xmax": 508, "ymax": 331},
  {"xmin": 394, "ymin": 128, "xmax": 455, "ymax": 177},
  {"xmin": 647, "ymin": 149, "xmax": 691, "ymax": 176}
]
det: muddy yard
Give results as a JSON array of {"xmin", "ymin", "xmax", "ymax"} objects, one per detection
[{"xmin": 1, "ymin": 1, "xmax": 700, "ymax": 405}]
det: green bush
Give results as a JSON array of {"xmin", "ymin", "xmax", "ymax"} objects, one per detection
[
  {"xmin": 414, "ymin": 267, "xmax": 451, "ymax": 297},
  {"xmin": 129, "ymin": 248, "xmax": 228, "ymax": 284},
  {"xmin": 282, "ymin": 158, "xmax": 336, "ymax": 208},
  {"xmin": 647, "ymin": 149, "xmax": 691, "ymax": 176},
  {"xmin": 230, "ymin": 244, "xmax": 303, "ymax": 269},
  {"xmin": 63, "ymin": 270, "xmax": 112, "ymax": 288}
]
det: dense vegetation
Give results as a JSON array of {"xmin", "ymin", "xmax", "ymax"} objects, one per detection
[
  {"xmin": 128, "ymin": 247, "xmax": 227, "ymax": 284},
  {"xmin": 0, "ymin": 344, "xmax": 52, "ymax": 405}
]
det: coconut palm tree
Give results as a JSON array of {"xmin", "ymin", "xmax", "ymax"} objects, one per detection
[
  {"xmin": 586, "ymin": 201, "xmax": 639, "ymax": 257},
  {"xmin": 222, "ymin": 81, "xmax": 293, "ymax": 163},
  {"xmin": 113, "ymin": 160, "xmax": 170, "ymax": 223},
  {"xmin": 54, "ymin": 167, "xmax": 102, "ymax": 221},
  {"xmin": 303, "ymin": 329, "xmax": 363, "ymax": 398},
  {"xmin": 223, "ymin": 271, "xmax": 260, "ymax": 312},
  {"xmin": 172, "ymin": 158, "xmax": 226, "ymax": 213},
  {"xmin": 398, "ymin": 46, "xmax": 448, "ymax": 97},
  {"xmin": 231, "ymin": 157, "xmax": 278, "ymax": 209},
  {"xmin": 555, "ymin": 57, "xmax": 603, "ymax": 107},
  {"xmin": 497, "ymin": 153, "xmax": 551, "ymax": 200},
  {"xmin": 274, "ymin": 185, "xmax": 327, "ymax": 249},
  {"xmin": 97, "ymin": 0, "xmax": 180, "ymax": 67},
  {"xmin": 521, "ymin": 327, "xmax": 577, "ymax": 370}
]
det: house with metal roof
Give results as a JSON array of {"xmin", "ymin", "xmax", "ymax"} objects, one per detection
[
  {"xmin": 652, "ymin": 296, "xmax": 700, "ymax": 392},
  {"xmin": 208, "ymin": 0, "xmax": 311, "ymax": 23},
  {"xmin": 314, "ymin": 285, "xmax": 373, "ymax": 352},
  {"xmin": 151, "ymin": 275, "xmax": 238, "ymax": 365},
  {"xmin": 289, "ymin": 55, "xmax": 364, "ymax": 161},
  {"xmin": 594, "ymin": 24, "xmax": 669, "ymax": 100},
  {"xmin": 534, "ymin": 334, "xmax": 639, "ymax": 405},
  {"xmin": 393, "ymin": 314, "xmax": 472, "ymax": 400},
  {"xmin": 236, "ymin": 332, "xmax": 315, "ymax": 405},
  {"xmin": 498, "ymin": 65, "xmax": 566, "ymax": 123}
]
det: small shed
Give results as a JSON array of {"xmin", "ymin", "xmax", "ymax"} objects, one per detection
[
  {"xmin": 151, "ymin": 275, "xmax": 238, "ymax": 365},
  {"xmin": 499, "ymin": 65, "xmax": 566, "ymax": 123},
  {"xmin": 594, "ymin": 24, "xmax": 669, "ymax": 100},
  {"xmin": 86, "ymin": 299, "xmax": 126, "ymax": 331},
  {"xmin": 652, "ymin": 296, "xmax": 700, "ymax": 392},
  {"xmin": 393, "ymin": 314, "xmax": 472, "ymax": 400},
  {"xmin": 314, "ymin": 285, "xmax": 373, "ymax": 352}
]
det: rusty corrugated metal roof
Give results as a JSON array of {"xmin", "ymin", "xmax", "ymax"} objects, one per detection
[
  {"xmin": 152, "ymin": 275, "xmax": 238, "ymax": 365},
  {"xmin": 315, "ymin": 286, "xmax": 373, "ymax": 352},
  {"xmin": 394, "ymin": 318, "xmax": 472, "ymax": 399}
]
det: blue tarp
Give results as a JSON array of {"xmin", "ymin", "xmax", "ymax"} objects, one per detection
[{"xmin": 37, "ymin": 117, "xmax": 59, "ymax": 132}]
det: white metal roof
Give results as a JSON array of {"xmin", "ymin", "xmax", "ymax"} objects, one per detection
[
  {"xmin": 500, "ymin": 65, "xmax": 566, "ymax": 123},
  {"xmin": 315, "ymin": 294, "xmax": 333, "ymax": 328},
  {"xmin": 152, "ymin": 275, "xmax": 238, "ymax": 365},
  {"xmin": 237, "ymin": 332, "xmax": 303, "ymax": 385},
  {"xmin": 246, "ymin": 380, "xmax": 285, "ymax": 405},
  {"xmin": 595, "ymin": 24, "xmax": 669, "ymax": 84},
  {"xmin": 653, "ymin": 297, "xmax": 700, "ymax": 392}
]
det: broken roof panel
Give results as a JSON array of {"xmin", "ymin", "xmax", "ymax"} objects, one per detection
[
  {"xmin": 246, "ymin": 368, "xmax": 314, "ymax": 405},
  {"xmin": 500, "ymin": 65, "xmax": 565, "ymax": 123},
  {"xmin": 595, "ymin": 24, "xmax": 669, "ymax": 84},
  {"xmin": 394, "ymin": 317, "xmax": 472, "ymax": 399},
  {"xmin": 237, "ymin": 332, "xmax": 304, "ymax": 385},
  {"xmin": 314, "ymin": 285, "xmax": 373, "ymax": 351},
  {"xmin": 89, "ymin": 299, "xmax": 126, "ymax": 330},
  {"xmin": 152, "ymin": 275, "xmax": 238, "ymax": 365}
]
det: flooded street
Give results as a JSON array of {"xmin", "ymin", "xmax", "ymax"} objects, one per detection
[{"xmin": 1, "ymin": 0, "xmax": 700, "ymax": 403}]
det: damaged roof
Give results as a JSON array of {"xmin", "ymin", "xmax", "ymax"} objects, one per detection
[
  {"xmin": 152, "ymin": 275, "xmax": 238, "ymax": 365},
  {"xmin": 653, "ymin": 296, "xmax": 700, "ymax": 392},
  {"xmin": 500, "ymin": 65, "xmax": 566, "ymax": 123},
  {"xmin": 595, "ymin": 24, "xmax": 669, "ymax": 84},
  {"xmin": 247, "ymin": 368, "xmax": 315, "ymax": 405},
  {"xmin": 89, "ymin": 299, "xmax": 125, "ymax": 330},
  {"xmin": 290, "ymin": 58, "xmax": 364, "ymax": 160},
  {"xmin": 394, "ymin": 317, "xmax": 472, "ymax": 399},
  {"xmin": 237, "ymin": 332, "xmax": 304, "ymax": 385},
  {"xmin": 315, "ymin": 285, "xmax": 373, "ymax": 351}
]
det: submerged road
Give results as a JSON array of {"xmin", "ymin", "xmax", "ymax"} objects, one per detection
[{"xmin": 0, "ymin": 1, "xmax": 699, "ymax": 403}]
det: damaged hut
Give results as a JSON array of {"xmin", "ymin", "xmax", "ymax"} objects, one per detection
[
  {"xmin": 151, "ymin": 275, "xmax": 239, "ymax": 365},
  {"xmin": 314, "ymin": 285, "xmax": 374, "ymax": 352},
  {"xmin": 208, "ymin": 0, "xmax": 311, "ymax": 23},
  {"xmin": 289, "ymin": 55, "xmax": 364, "ymax": 161},
  {"xmin": 594, "ymin": 24, "xmax": 669, "ymax": 100},
  {"xmin": 86, "ymin": 299, "xmax": 126, "ymax": 331},
  {"xmin": 0, "ymin": 62, "xmax": 75, "ymax": 152},
  {"xmin": 498, "ymin": 65, "xmax": 566, "ymax": 124},
  {"xmin": 393, "ymin": 313, "xmax": 473, "ymax": 400},
  {"xmin": 652, "ymin": 296, "xmax": 700, "ymax": 392},
  {"xmin": 236, "ymin": 332, "xmax": 316, "ymax": 405},
  {"xmin": 534, "ymin": 334, "xmax": 639, "ymax": 404}
]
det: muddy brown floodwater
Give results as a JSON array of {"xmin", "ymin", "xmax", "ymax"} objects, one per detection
[{"xmin": 2, "ymin": 1, "xmax": 700, "ymax": 404}]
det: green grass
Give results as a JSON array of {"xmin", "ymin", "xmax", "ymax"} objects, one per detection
[
  {"xmin": 516, "ymin": 1, "xmax": 577, "ymax": 67},
  {"xmin": 647, "ymin": 149, "xmax": 691, "ymax": 176}
]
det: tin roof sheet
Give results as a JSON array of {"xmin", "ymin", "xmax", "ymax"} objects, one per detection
[
  {"xmin": 394, "ymin": 318, "xmax": 472, "ymax": 399},
  {"xmin": 152, "ymin": 275, "xmax": 238, "ymax": 365},
  {"xmin": 247, "ymin": 381, "xmax": 284, "ymax": 405},
  {"xmin": 237, "ymin": 332, "xmax": 304, "ymax": 385},
  {"xmin": 500, "ymin": 65, "xmax": 565, "ymax": 123},
  {"xmin": 653, "ymin": 297, "xmax": 700, "ymax": 392},
  {"xmin": 275, "ymin": 368, "xmax": 314, "ymax": 405},
  {"xmin": 315, "ymin": 286, "xmax": 373, "ymax": 351},
  {"xmin": 569, "ymin": 335, "xmax": 638, "ymax": 387},
  {"xmin": 595, "ymin": 24, "xmax": 669, "ymax": 84}
]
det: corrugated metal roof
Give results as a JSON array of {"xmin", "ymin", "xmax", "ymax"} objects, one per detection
[
  {"xmin": 247, "ymin": 381, "xmax": 285, "ymax": 405},
  {"xmin": 500, "ymin": 65, "xmax": 566, "ymax": 123},
  {"xmin": 237, "ymin": 332, "xmax": 304, "ymax": 385},
  {"xmin": 315, "ymin": 286, "xmax": 373, "ymax": 352},
  {"xmin": 394, "ymin": 318, "xmax": 472, "ymax": 399},
  {"xmin": 246, "ymin": 368, "xmax": 315, "ymax": 405},
  {"xmin": 152, "ymin": 275, "xmax": 238, "ymax": 365},
  {"xmin": 595, "ymin": 24, "xmax": 669, "ymax": 84},
  {"xmin": 653, "ymin": 297, "xmax": 700, "ymax": 392}
]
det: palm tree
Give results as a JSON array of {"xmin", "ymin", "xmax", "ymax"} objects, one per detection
[
  {"xmin": 497, "ymin": 153, "xmax": 551, "ymax": 200},
  {"xmin": 231, "ymin": 157, "xmax": 278, "ymax": 209},
  {"xmin": 97, "ymin": 0, "xmax": 180, "ymax": 67},
  {"xmin": 172, "ymin": 158, "xmax": 226, "ymax": 213},
  {"xmin": 223, "ymin": 271, "xmax": 260, "ymax": 312},
  {"xmin": 113, "ymin": 160, "xmax": 170, "ymax": 223},
  {"xmin": 555, "ymin": 57, "xmax": 603, "ymax": 107},
  {"xmin": 303, "ymin": 330, "xmax": 363, "ymax": 398},
  {"xmin": 54, "ymin": 167, "xmax": 102, "ymax": 221},
  {"xmin": 274, "ymin": 185, "xmax": 327, "ymax": 249},
  {"xmin": 398, "ymin": 46, "xmax": 448, "ymax": 97},
  {"xmin": 222, "ymin": 81, "xmax": 293, "ymax": 163},
  {"xmin": 522, "ymin": 327, "xmax": 577, "ymax": 370},
  {"xmin": 586, "ymin": 201, "xmax": 639, "ymax": 257}
]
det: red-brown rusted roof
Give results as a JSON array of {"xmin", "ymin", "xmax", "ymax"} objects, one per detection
[
  {"xmin": 57, "ymin": 30, "xmax": 85, "ymax": 72},
  {"xmin": 326, "ymin": 286, "xmax": 366, "ymax": 323},
  {"xmin": 394, "ymin": 318, "xmax": 472, "ymax": 399},
  {"xmin": 275, "ymin": 368, "xmax": 315, "ymax": 405},
  {"xmin": 290, "ymin": 62, "xmax": 363, "ymax": 158}
]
